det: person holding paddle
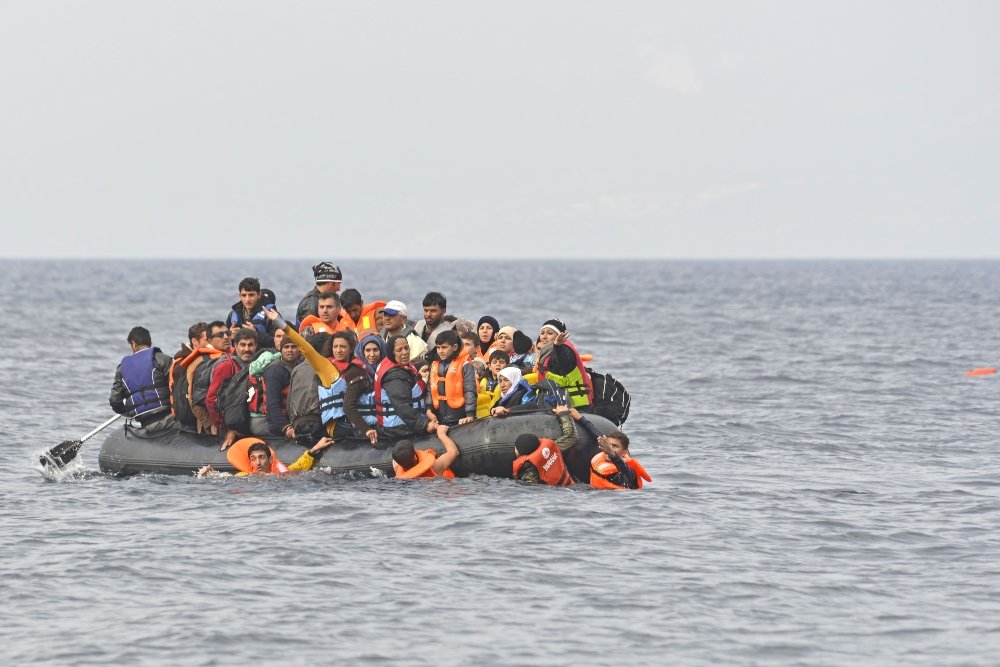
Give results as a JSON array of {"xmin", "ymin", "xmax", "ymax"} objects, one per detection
[{"xmin": 109, "ymin": 326, "xmax": 176, "ymax": 433}]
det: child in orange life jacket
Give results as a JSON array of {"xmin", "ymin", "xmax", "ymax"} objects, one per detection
[
  {"xmin": 391, "ymin": 424, "xmax": 459, "ymax": 478},
  {"xmin": 426, "ymin": 330, "xmax": 478, "ymax": 426},
  {"xmin": 589, "ymin": 430, "xmax": 652, "ymax": 490},
  {"xmin": 511, "ymin": 404, "xmax": 581, "ymax": 485}
]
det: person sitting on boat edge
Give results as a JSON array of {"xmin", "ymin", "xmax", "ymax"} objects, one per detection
[
  {"xmin": 296, "ymin": 261, "xmax": 342, "ymax": 326},
  {"xmin": 536, "ymin": 319, "xmax": 593, "ymax": 411},
  {"xmin": 489, "ymin": 366, "xmax": 536, "ymax": 417},
  {"xmin": 110, "ymin": 326, "xmax": 176, "ymax": 434},
  {"xmin": 426, "ymin": 330, "xmax": 477, "ymax": 427},
  {"xmin": 379, "ymin": 299, "xmax": 428, "ymax": 363},
  {"xmin": 589, "ymin": 431, "xmax": 652, "ymax": 490},
  {"xmin": 511, "ymin": 405, "xmax": 583, "ymax": 486},
  {"xmin": 197, "ymin": 437, "xmax": 334, "ymax": 477},
  {"xmin": 391, "ymin": 424, "xmax": 459, "ymax": 479}
]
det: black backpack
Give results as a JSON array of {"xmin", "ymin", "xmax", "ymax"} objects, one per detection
[
  {"xmin": 531, "ymin": 379, "xmax": 570, "ymax": 408},
  {"xmin": 170, "ymin": 361, "xmax": 198, "ymax": 429},
  {"xmin": 587, "ymin": 369, "xmax": 631, "ymax": 426},
  {"xmin": 216, "ymin": 365, "xmax": 251, "ymax": 433},
  {"xmin": 191, "ymin": 356, "xmax": 227, "ymax": 407}
]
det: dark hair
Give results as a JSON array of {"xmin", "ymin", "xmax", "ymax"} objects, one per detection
[
  {"xmin": 260, "ymin": 289, "xmax": 276, "ymax": 307},
  {"xmin": 422, "ymin": 291, "xmax": 447, "ymax": 310},
  {"xmin": 385, "ymin": 334, "xmax": 408, "ymax": 363},
  {"xmin": 459, "ymin": 331, "xmax": 477, "ymax": 347},
  {"xmin": 247, "ymin": 442, "xmax": 271, "ymax": 458},
  {"xmin": 207, "ymin": 320, "xmax": 227, "ymax": 332},
  {"xmin": 606, "ymin": 430, "xmax": 630, "ymax": 450},
  {"xmin": 127, "ymin": 326, "xmax": 152, "ymax": 347},
  {"xmin": 306, "ymin": 332, "xmax": 333, "ymax": 357},
  {"xmin": 330, "ymin": 331, "xmax": 356, "ymax": 358},
  {"xmin": 317, "ymin": 292, "xmax": 341, "ymax": 307},
  {"xmin": 187, "ymin": 322, "xmax": 208, "ymax": 343},
  {"xmin": 232, "ymin": 329, "xmax": 258, "ymax": 346},
  {"xmin": 340, "ymin": 288, "xmax": 362, "ymax": 309},
  {"xmin": 488, "ymin": 350, "xmax": 508, "ymax": 364},
  {"xmin": 442, "ymin": 314, "xmax": 458, "ymax": 323},
  {"xmin": 435, "ymin": 330, "xmax": 460, "ymax": 349},
  {"xmin": 514, "ymin": 433, "xmax": 540, "ymax": 456},
  {"xmin": 392, "ymin": 439, "xmax": 417, "ymax": 468},
  {"xmin": 512, "ymin": 330, "xmax": 533, "ymax": 355},
  {"xmin": 238, "ymin": 277, "xmax": 261, "ymax": 293}
]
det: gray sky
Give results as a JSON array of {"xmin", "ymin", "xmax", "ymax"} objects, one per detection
[{"xmin": 1, "ymin": 1, "xmax": 997, "ymax": 259}]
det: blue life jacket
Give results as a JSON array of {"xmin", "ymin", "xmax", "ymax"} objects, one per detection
[
  {"xmin": 373, "ymin": 359, "xmax": 427, "ymax": 428},
  {"xmin": 120, "ymin": 347, "xmax": 170, "ymax": 417},
  {"xmin": 227, "ymin": 304, "xmax": 269, "ymax": 334},
  {"xmin": 318, "ymin": 364, "xmax": 377, "ymax": 426}
]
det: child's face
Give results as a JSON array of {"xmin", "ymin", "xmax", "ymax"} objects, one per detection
[
  {"xmin": 490, "ymin": 358, "xmax": 507, "ymax": 375},
  {"xmin": 463, "ymin": 340, "xmax": 476, "ymax": 357}
]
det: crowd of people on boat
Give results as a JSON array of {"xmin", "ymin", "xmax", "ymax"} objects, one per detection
[{"xmin": 109, "ymin": 261, "xmax": 648, "ymax": 489}]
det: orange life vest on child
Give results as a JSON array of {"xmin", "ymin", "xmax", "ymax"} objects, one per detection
[
  {"xmin": 392, "ymin": 448, "xmax": 455, "ymax": 479},
  {"xmin": 226, "ymin": 437, "xmax": 289, "ymax": 474},
  {"xmin": 430, "ymin": 349, "xmax": 471, "ymax": 410},
  {"xmin": 340, "ymin": 301, "xmax": 387, "ymax": 338},
  {"xmin": 512, "ymin": 438, "xmax": 573, "ymax": 486},
  {"xmin": 589, "ymin": 452, "xmax": 651, "ymax": 490}
]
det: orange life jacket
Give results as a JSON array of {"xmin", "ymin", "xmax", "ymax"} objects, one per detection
[
  {"xmin": 226, "ymin": 437, "xmax": 289, "ymax": 474},
  {"xmin": 589, "ymin": 452, "xmax": 651, "ymax": 490},
  {"xmin": 298, "ymin": 315, "xmax": 343, "ymax": 335},
  {"xmin": 430, "ymin": 349, "xmax": 471, "ymax": 410},
  {"xmin": 340, "ymin": 301, "xmax": 387, "ymax": 338},
  {"xmin": 392, "ymin": 448, "xmax": 455, "ymax": 479},
  {"xmin": 512, "ymin": 438, "xmax": 573, "ymax": 486},
  {"xmin": 171, "ymin": 347, "xmax": 224, "ymax": 417}
]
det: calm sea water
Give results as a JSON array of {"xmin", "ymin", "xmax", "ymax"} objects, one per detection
[{"xmin": 2, "ymin": 259, "xmax": 999, "ymax": 666}]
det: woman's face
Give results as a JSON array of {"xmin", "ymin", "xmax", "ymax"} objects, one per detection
[
  {"xmin": 499, "ymin": 376, "xmax": 513, "ymax": 393},
  {"xmin": 495, "ymin": 331, "xmax": 513, "ymax": 353},
  {"xmin": 331, "ymin": 338, "xmax": 351, "ymax": 362},
  {"xmin": 478, "ymin": 323, "xmax": 495, "ymax": 344},
  {"xmin": 364, "ymin": 342, "xmax": 382, "ymax": 366},
  {"xmin": 538, "ymin": 327, "xmax": 557, "ymax": 345},
  {"xmin": 393, "ymin": 338, "xmax": 410, "ymax": 364}
]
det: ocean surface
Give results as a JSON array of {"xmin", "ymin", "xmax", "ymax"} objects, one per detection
[{"xmin": 2, "ymin": 259, "xmax": 999, "ymax": 666}]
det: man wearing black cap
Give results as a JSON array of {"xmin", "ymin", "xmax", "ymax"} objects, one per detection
[{"xmin": 296, "ymin": 262, "xmax": 342, "ymax": 326}]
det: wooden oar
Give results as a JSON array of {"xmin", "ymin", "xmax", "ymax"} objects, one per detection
[
  {"xmin": 40, "ymin": 414, "xmax": 123, "ymax": 468},
  {"xmin": 965, "ymin": 367, "xmax": 997, "ymax": 377}
]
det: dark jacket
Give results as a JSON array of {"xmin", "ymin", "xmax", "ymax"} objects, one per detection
[
  {"xmin": 296, "ymin": 288, "xmax": 322, "ymax": 327},
  {"xmin": 379, "ymin": 365, "xmax": 430, "ymax": 438},
  {"xmin": 109, "ymin": 347, "xmax": 173, "ymax": 426}
]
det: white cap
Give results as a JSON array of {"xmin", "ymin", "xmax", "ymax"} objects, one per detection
[{"xmin": 382, "ymin": 300, "xmax": 407, "ymax": 317}]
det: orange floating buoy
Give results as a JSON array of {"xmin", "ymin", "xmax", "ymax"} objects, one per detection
[{"xmin": 965, "ymin": 367, "xmax": 997, "ymax": 377}]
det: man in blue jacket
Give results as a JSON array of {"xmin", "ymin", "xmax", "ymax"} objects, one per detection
[{"xmin": 109, "ymin": 326, "xmax": 176, "ymax": 433}]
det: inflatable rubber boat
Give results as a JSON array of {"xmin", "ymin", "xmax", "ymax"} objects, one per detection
[{"xmin": 98, "ymin": 411, "xmax": 617, "ymax": 479}]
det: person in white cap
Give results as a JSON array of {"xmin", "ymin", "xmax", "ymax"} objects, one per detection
[
  {"xmin": 295, "ymin": 262, "xmax": 342, "ymax": 325},
  {"xmin": 380, "ymin": 299, "xmax": 428, "ymax": 362}
]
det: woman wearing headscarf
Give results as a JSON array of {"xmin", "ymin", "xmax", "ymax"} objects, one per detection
[
  {"xmin": 489, "ymin": 366, "xmax": 536, "ymax": 417},
  {"xmin": 475, "ymin": 315, "xmax": 500, "ymax": 361},
  {"xmin": 375, "ymin": 334, "xmax": 435, "ymax": 439}
]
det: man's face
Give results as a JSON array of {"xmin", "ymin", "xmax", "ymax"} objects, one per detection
[
  {"xmin": 317, "ymin": 299, "xmax": 338, "ymax": 324},
  {"xmin": 317, "ymin": 281, "xmax": 341, "ymax": 294},
  {"xmin": 423, "ymin": 304, "xmax": 444, "ymax": 328},
  {"xmin": 249, "ymin": 450, "xmax": 272, "ymax": 473},
  {"xmin": 280, "ymin": 342, "xmax": 299, "ymax": 364},
  {"xmin": 436, "ymin": 342, "xmax": 458, "ymax": 361},
  {"xmin": 345, "ymin": 304, "xmax": 363, "ymax": 323},
  {"xmin": 490, "ymin": 358, "xmax": 507, "ymax": 375},
  {"xmin": 462, "ymin": 339, "xmax": 476, "ymax": 358},
  {"xmin": 235, "ymin": 337, "xmax": 257, "ymax": 362},
  {"xmin": 383, "ymin": 311, "xmax": 404, "ymax": 332},
  {"xmin": 240, "ymin": 290, "xmax": 260, "ymax": 311},
  {"xmin": 208, "ymin": 327, "xmax": 231, "ymax": 352},
  {"xmin": 192, "ymin": 329, "xmax": 209, "ymax": 349},
  {"xmin": 605, "ymin": 437, "xmax": 627, "ymax": 457},
  {"xmin": 272, "ymin": 328, "xmax": 285, "ymax": 349}
]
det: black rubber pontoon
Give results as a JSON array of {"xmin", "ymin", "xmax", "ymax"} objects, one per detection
[{"xmin": 98, "ymin": 412, "xmax": 614, "ymax": 479}]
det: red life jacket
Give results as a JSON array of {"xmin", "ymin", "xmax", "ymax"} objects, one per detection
[
  {"xmin": 512, "ymin": 438, "xmax": 573, "ymax": 486},
  {"xmin": 392, "ymin": 449, "xmax": 455, "ymax": 479},
  {"xmin": 430, "ymin": 349, "xmax": 471, "ymax": 410},
  {"xmin": 373, "ymin": 358, "xmax": 426, "ymax": 426},
  {"xmin": 589, "ymin": 452, "xmax": 651, "ymax": 490}
]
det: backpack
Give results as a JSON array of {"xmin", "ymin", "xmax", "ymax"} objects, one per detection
[
  {"xmin": 247, "ymin": 354, "xmax": 282, "ymax": 415},
  {"xmin": 587, "ymin": 368, "xmax": 631, "ymax": 426},
  {"xmin": 170, "ymin": 361, "xmax": 197, "ymax": 429},
  {"xmin": 531, "ymin": 379, "xmax": 570, "ymax": 408},
  {"xmin": 216, "ymin": 364, "xmax": 251, "ymax": 433},
  {"xmin": 191, "ymin": 355, "xmax": 228, "ymax": 407}
]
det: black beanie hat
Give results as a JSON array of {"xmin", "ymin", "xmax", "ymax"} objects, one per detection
[
  {"xmin": 260, "ymin": 288, "xmax": 276, "ymax": 307},
  {"xmin": 541, "ymin": 319, "xmax": 566, "ymax": 334},
  {"xmin": 514, "ymin": 433, "xmax": 540, "ymax": 456},
  {"xmin": 512, "ymin": 330, "xmax": 533, "ymax": 355},
  {"xmin": 477, "ymin": 315, "xmax": 500, "ymax": 333}
]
